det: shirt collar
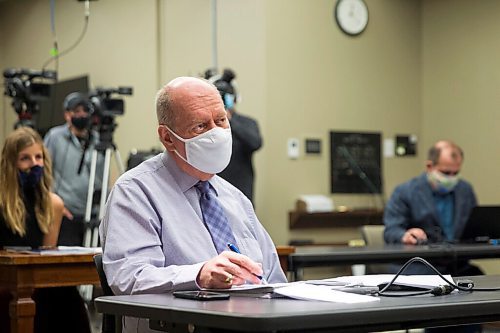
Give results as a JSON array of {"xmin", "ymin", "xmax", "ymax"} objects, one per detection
[
  {"xmin": 161, "ymin": 152, "xmax": 220, "ymax": 196},
  {"xmin": 162, "ymin": 152, "xmax": 198, "ymax": 192}
]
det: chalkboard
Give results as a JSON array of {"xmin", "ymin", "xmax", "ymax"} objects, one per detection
[{"xmin": 330, "ymin": 131, "xmax": 382, "ymax": 194}]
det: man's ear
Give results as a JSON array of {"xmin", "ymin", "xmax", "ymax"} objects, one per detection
[
  {"xmin": 158, "ymin": 126, "xmax": 175, "ymax": 151},
  {"xmin": 63, "ymin": 111, "xmax": 72, "ymax": 123},
  {"xmin": 425, "ymin": 160, "xmax": 433, "ymax": 171}
]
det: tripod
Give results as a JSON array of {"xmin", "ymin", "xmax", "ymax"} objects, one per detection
[
  {"xmin": 80, "ymin": 137, "xmax": 124, "ymax": 302},
  {"xmin": 82, "ymin": 140, "xmax": 125, "ymax": 248}
]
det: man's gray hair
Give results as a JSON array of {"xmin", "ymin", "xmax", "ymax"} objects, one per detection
[{"xmin": 155, "ymin": 86, "xmax": 174, "ymax": 127}]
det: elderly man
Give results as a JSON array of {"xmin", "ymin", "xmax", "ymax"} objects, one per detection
[{"xmin": 99, "ymin": 77, "xmax": 286, "ymax": 332}]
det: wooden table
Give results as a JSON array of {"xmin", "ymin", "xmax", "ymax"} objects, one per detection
[{"xmin": 0, "ymin": 250, "xmax": 100, "ymax": 333}]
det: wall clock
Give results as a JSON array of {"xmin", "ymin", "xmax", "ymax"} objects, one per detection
[{"xmin": 335, "ymin": 0, "xmax": 369, "ymax": 36}]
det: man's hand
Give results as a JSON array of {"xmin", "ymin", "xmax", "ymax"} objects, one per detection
[
  {"xmin": 196, "ymin": 251, "xmax": 264, "ymax": 289},
  {"xmin": 402, "ymin": 228, "xmax": 427, "ymax": 245}
]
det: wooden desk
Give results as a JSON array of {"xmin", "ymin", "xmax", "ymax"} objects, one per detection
[
  {"xmin": 0, "ymin": 250, "xmax": 99, "ymax": 333},
  {"xmin": 275, "ymin": 245, "xmax": 295, "ymax": 273},
  {"xmin": 95, "ymin": 275, "xmax": 500, "ymax": 332}
]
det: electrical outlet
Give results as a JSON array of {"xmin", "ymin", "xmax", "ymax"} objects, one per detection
[{"xmin": 287, "ymin": 138, "xmax": 299, "ymax": 159}]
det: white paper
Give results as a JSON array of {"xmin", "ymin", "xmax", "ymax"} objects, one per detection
[
  {"xmin": 383, "ymin": 138, "xmax": 395, "ymax": 158},
  {"xmin": 204, "ymin": 282, "xmax": 288, "ymax": 295},
  {"xmin": 298, "ymin": 195, "xmax": 334, "ymax": 213},
  {"xmin": 39, "ymin": 246, "xmax": 102, "ymax": 255},
  {"xmin": 274, "ymin": 283, "xmax": 379, "ymax": 303}
]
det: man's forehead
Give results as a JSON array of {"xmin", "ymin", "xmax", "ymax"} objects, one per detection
[{"xmin": 437, "ymin": 148, "xmax": 462, "ymax": 166}]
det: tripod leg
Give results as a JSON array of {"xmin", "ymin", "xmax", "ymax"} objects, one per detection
[
  {"xmin": 113, "ymin": 148, "xmax": 126, "ymax": 175},
  {"xmin": 80, "ymin": 150, "xmax": 100, "ymax": 302},
  {"xmin": 90, "ymin": 148, "xmax": 112, "ymax": 248},
  {"xmin": 83, "ymin": 150, "xmax": 98, "ymax": 248},
  {"xmin": 99, "ymin": 148, "xmax": 112, "ymax": 218}
]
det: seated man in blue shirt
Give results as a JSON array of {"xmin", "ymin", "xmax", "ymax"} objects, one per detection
[
  {"xmin": 99, "ymin": 77, "xmax": 286, "ymax": 333},
  {"xmin": 384, "ymin": 140, "xmax": 482, "ymax": 276}
]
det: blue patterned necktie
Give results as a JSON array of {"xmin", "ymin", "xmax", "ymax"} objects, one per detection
[{"xmin": 195, "ymin": 181, "xmax": 237, "ymax": 254}]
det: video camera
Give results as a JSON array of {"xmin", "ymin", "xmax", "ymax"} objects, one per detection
[
  {"xmin": 88, "ymin": 86, "xmax": 133, "ymax": 144},
  {"xmin": 3, "ymin": 68, "xmax": 57, "ymax": 128}
]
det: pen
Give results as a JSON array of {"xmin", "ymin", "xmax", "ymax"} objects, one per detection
[{"xmin": 227, "ymin": 243, "xmax": 267, "ymax": 284}]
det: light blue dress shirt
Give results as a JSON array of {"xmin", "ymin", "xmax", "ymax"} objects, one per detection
[{"xmin": 99, "ymin": 152, "xmax": 286, "ymax": 333}]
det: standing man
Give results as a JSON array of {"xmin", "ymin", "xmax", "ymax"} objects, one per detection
[
  {"xmin": 208, "ymin": 68, "xmax": 263, "ymax": 204},
  {"xmin": 384, "ymin": 140, "xmax": 481, "ymax": 275},
  {"xmin": 99, "ymin": 77, "xmax": 286, "ymax": 332},
  {"xmin": 44, "ymin": 92, "xmax": 103, "ymax": 245}
]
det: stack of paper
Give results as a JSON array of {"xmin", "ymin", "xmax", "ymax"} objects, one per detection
[
  {"xmin": 4, "ymin": 246, "xmax": 102, "ymax": 255},
  {"xmin": 273, "ymin": 283, "xmax": 379, "ymax": 303},
  {"xmin": 200, "ymin": 274, "xmax": 455, "ymax": 303},
  {"xmin": 204, "ymin": 284, "xmax": 276, "ymax": 296},
  {"xmin": 205, "ymin": 281, "xmax": 379, "ymax": 303}
]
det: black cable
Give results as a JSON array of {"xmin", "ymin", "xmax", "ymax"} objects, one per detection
[
  {"xmin": 42, "ymin": 2, "xmax": 90, "ymax": 71},
  {"xmin": 378, "ymin": 257, "xmax": 471, "ymax": 297},
  {"xmin": 378, "ymin": 257, "xmax": 500, "ymax": 297}
]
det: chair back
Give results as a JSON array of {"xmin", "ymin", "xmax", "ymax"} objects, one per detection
[
  {"xmin": 93, "ymin": 253, "xmax": 122, "ymax": 333},
  {"xmin": 360, "ymin": 225, "xmax": 390, "ymax": 274},
  {"xmin": 94, "ymin": 253, "xmax": 114, "ymax": 296},
  {"xmin": 360, "ymin": 225, "xmax": 385, "ymax": 246}
]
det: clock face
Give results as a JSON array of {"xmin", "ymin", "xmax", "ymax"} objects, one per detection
[{"xmin": 335, "ymin": 0, "xmax": 369, "ymax": 36}]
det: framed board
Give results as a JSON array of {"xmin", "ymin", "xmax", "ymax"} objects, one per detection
[{"xmin": 330, "ymin": 131, "xmax": 382, "ymax": 194}]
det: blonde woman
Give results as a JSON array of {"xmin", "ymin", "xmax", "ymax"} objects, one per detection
[
  {"xmin": 0, "ymin": 127, "xmax": 90, "ymax": 333},
  {"xmin": 0, "ymin": 127, "xmax": 63, "ymax": 246}
]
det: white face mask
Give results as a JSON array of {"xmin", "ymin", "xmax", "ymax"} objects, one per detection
[
  {"xmin": 166, "ymin": 125, "xmax": 232, "ymax": 174},
  {"xmin": 427, "ymin": 170, "xmax": 460, "ymax": 194}
]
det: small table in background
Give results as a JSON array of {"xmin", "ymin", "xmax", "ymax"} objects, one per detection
[{"xmin": 0, "ymin": 249, "xmax": 99, "ymax": 333}]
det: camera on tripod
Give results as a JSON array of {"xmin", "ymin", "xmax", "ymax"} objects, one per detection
[
  {"xmin": 88, "ymin": 86, "xmax": 133, "ymax": 144},
  {"xmin": 3, "ymin": 68, "xmax": 57, "ymax": 128}
]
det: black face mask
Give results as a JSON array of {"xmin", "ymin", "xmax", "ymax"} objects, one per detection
[
  {"xmin": 19, "ymin": 165, "xmax": 44, "ymax": 188},
  {"xmin": 71, "ymin": 115, "xmax": 90, "ymax": 130}
]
